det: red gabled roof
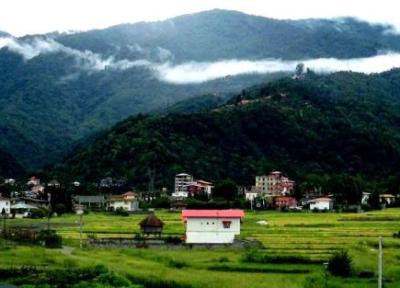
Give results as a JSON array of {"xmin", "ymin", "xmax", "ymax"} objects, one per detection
[{"xmin": 182, "ymin": 209, "xmax": 245, "ymax": 219}]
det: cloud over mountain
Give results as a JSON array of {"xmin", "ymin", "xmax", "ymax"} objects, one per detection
[
  {"xmin": 0, "ymin": 37, "xmax": 151, "ymax": 70},
  {"xmin": 2, "ymin": 36, "xmax": 400, "ymax": 85},
  {"xmin": 155, "ymin": 52, "xmax": 400, "ymax": 84}
]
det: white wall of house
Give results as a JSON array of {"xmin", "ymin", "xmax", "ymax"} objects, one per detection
[
  {"xmin": 109, "ymin": 200, "xmax": 139, "ymax": 211},
  {"xmin": 310, "ymin": 200, "xmax": 333, "ymax": 210},
  {"xmin": 0, "ymin": 199, "xmax": 11, "ymax": 215},
  {"xmin": 172, "ymin": 191, "xmax": 188, "ymax": 198},
  {"xmin": 185, "ymin": 217, "xmax": 241, "ymax": 244}
]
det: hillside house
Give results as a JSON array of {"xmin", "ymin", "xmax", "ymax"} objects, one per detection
[
  {"xmin": 172, "ymin": 173, "xmax": 194, "ymax": 198},
  {"xmin": 187, "ymin": 180, "xmax": 214, "ymax": 197},
  {"xmin": 108, "ymin": 192, "xmax": 139, "ymax": 212},
  {"xmin": 72, "ymin": 181, "xmax": 81, "ymax": 187},
  {"xmin": 27, "ymin": 176, "xmax": 40, "ymax": 186},
  {"xmin": 380, "ymin": 194, "xmax": 396, "ymax": 205},
  {"xmin": 4, "ymin": 178, "xmax": 15, "ymax": 185},
  {"xmin": 72, "ymin": 195, "xmax": 106, "ymax": 209},
  {"xmin": 12, "ymin": 197, "xmax": 48, "ymax": 209},
  {"xmin": 361, "ymin": 192, "xmax": 371, "ymax": 205},
  {"xmin": 240, "ymin": 186, "xmax": 262, "ymax": 201},
  {"xmin": 182, "ymin": 209, "xmax": 245, "ymax": 244},
  {"xmin": 0, "ymin": 195, "xmax": 11, "ymax": 215},
  {"xmin": 255, "ymin": 171, "xmax": 295, "ymax": 197},
  {"xmin": 48, "ymin": 180, "xmax": 60, "ymax": 188},
  {"xmin": 172, "ymin": 174, "xmax": 213, "ymax": 198},
  {"xmin": 309, "ymin": 197, "xmax": 333, "ymax": 211},
  {"xmin": 274, "ymin": 196, "xmax": 297, "ymax": 209}
]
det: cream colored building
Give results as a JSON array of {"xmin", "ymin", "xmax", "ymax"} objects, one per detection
[
  {"xmin": 108, "ymin": 192, "xmax": 139, "ymax": 212},
  {"xmin": 255, "ymin": 171, "xmax": 295, "ymax": 196}
]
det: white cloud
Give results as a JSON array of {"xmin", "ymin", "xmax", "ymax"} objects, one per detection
[
  {"xmin": 2, "ymin": 36, "xmax": 400, "ymax": 84},
  {"xmin": 155, "ymin": 53, "xmax": 400, "ymax": 84},
  {"xmin": 0, "ymin": 37, "xmax": 151, "ymax": 70}
]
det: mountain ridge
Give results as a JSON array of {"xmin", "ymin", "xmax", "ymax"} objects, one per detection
[
  {"xmin": 2, "ymin": 9, "xmax": 400, "ymax": 169},
  {"xmin": 49, "ymin": 69, "xmax": 400, "ymax": 189}
]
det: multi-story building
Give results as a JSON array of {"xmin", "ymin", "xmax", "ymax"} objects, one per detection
[
  {"xmin": 173, "ymin": 174, "xmax": 214, "ymax": 198},
  {"xmin": 172, "ymin": 173, "xmax": 194, "ymax": 197},
  {"xmin": 255, "ymin": 171, "xmax": 295, "ymax": 196}
]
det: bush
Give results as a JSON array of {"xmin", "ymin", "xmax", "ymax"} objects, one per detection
[
  {"xmin": 37, "ymin": 230, "xmax": 62, "ymax": 248},
  {"xmin": 97, "ymin": 271, "xmax": 131, "ymax": 287},
  {"xmin": 327, "ymin": 250, "xmax": 352, "ymax": 277},
  {"xmin": 164, "ymin": 236, "xmax": 182, "ymax": 244},
  {"xmin": 218, "ymin": 256, "xmax": 230, "ymax": 263},
  {"xmin": 114, "ymin": 207, "xmax": 129, "ymax": 216},
  {"xmin": 241, "ymin": 250, "xmax": 320, "ymax": 264},
  {"xmin": 166, "ymin": 259, "xmax": 188, "ymax": 269},
  {"xmin": 141, "ymin": 197, "xmax": 170, "ymax": 209},
  {"xmin": 393, "ymin": 231, "xmax": 400, "ymax": 238},
  {"xmin": 53, "ymin": 203, "xmax": 66, "ymax": 215},
  {"xmin": 30, "ymin": 208, "xmax": 48, "ymax": 219}
]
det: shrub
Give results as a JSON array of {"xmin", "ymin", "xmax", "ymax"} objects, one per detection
[
  {"xmin": 30, "ymin": 208, "xmax": 48, "ymax": 219},
  {"xmin": 327, "ymin": 250, "xmax": 352, "ymax": 277},
  {"xmin": 166, "ymin": 259, "xmax": 188, "ymax": 269},
  {"xmin": 114, "ymin": 207, "xmax": 129, "ymax": 216},
  {"xmin": 37, "ymin": 229, "xmax": 62, "ymax": 248},
  {"xmin": 218, "ymin": 256, "xmax": 230, "ymax": 263},
  {"xmin": 241, "ymin": 250, "xmax": 320, "ymax": 264},
  {"xmin": 53, "ymin": 203, "xmax": 66, "ymax": 215},
  {"xmin": 357, "ymin": 270, "xmax": 374, "ymax": 278},
  {"xmin": 97, "ymin": 271, "xmax": 131, "ymax": 287},
  {"xmin": 165, "ymin": 236, "xmax": 182, "ymax": 244},
  {"xmin": 393, "ymin": 231, "xmax": 400, "ymax": 238},
  {"xmin": 141, "ymin": 197, "xmax": 170, "ymax": 209}
]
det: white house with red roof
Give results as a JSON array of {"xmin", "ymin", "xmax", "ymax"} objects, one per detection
[
  {"xmin": 107, "ymin": 192, "xmax": 139, "ymax": 212},
  {"xmin": 182, "ymin": 209, "xmax": 245, "ymax": 244},
  {"xmin": 309, "ymin": 197, "xmax": 333, "ymax": 211}
]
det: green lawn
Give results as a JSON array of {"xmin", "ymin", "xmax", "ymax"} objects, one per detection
[{"xmin": 2, "ymin": 209, "xmax": 400, "ymax": 287}]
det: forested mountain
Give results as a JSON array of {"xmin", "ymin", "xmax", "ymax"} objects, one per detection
[
  {"xmin": 51, "ymin": 69, "xmax": 400, "ymax": 190},
  {"xmin": 56, "ymin": 9, "xmax": 400, "ymax": 61},
  {"xmin": 2, "ymin": 9, "xmax": 400, "ymax": 169},
  {"xmin": 0, "ymin": 147, "xmax": 24, "ymax": 177}
]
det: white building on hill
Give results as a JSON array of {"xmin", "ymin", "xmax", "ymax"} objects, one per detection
[
  {"xmin": 182, "ymin": 210, "xmax": 245, "ymax": 244},
  {"xmin": 309, "ymin": 197, "xmax": 333, "ymax": 211},
  {"xmin": 0, "ymin": 195, "xmax": 10, "ymax": 215},
  {"xmin": 108, "ymin": 192, "xmax": 139, "ymax": 212},
  {"xmin": 173, "ymin": 173, "xmax": 194, "ymax": 198}
]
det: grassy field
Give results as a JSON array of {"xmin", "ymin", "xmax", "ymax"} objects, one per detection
[{"xmin": 1, "ymin": 209, "xmax": 400, "ymax": 287}]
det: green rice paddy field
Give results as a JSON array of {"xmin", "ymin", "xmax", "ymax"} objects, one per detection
[{"xmin": 2, "ymin": 209, "xmax": 400, "ymax": 287}]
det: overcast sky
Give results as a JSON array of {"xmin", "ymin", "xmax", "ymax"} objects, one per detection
[{"xmin": 0, "ymin": 0, "xmax": 399, "ymax": 36}]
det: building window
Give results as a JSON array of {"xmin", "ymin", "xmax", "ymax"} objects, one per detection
[{"xmin": 222, "ymin": 221, "xmax": 231, "ymax": 228}]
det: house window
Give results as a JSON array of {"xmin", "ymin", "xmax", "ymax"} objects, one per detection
[{"xmin": 222, "ymin": 221, "xmax": 231, "ymax": 229}]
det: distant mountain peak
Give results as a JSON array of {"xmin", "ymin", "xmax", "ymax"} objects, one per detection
[{"xmin": 0, "ymin": 31, "xmax": 11, "ymax": 37}]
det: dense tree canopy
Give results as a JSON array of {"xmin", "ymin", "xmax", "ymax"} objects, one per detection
[
  {"xmin": 3, "ymin": 10, "xmax": 400, "ymax": 169},
  {"xmin": 50, "ymin": 69, "xmax": 400, "ymax": 192}
]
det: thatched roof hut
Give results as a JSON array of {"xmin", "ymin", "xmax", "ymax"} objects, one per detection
[{"xmin": 139, "ymin": 213, "xmax": 164, "ymax": 237}]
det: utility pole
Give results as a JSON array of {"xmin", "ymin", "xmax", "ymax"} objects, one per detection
[
  {"xmin": 79, "ymin": 213, "xmax": 83, "ymax": 249},
  {"xmin": 76, "ymin": 206, "xmax": 84, "ymax": 249},
  {"xmin": 378, "ymin": 236, "xmax": 383, "ymax": 288}
]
